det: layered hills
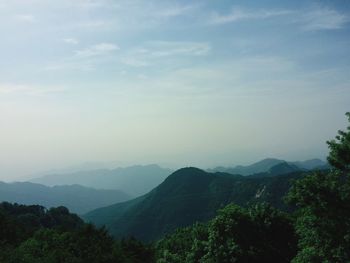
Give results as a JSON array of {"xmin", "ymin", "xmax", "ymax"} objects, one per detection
[
  {"xmin": 30, "ymin": 164, "xmax": 172, "ymax": 197},
  {"xmin": 0, "ymin": 181, "xmax": 130, "ymax": 214},
  {"xmin": 84, "ymin": 167, "xmax": 305, "ymax": 241},
  {"xmin": 208, "ymin": 158, "xmax": 327, "ymax": 175}
]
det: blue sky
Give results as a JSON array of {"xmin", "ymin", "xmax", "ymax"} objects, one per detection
[{"xmin": 0, "ymin": 0, "xmax": 349, "ymax": 179}]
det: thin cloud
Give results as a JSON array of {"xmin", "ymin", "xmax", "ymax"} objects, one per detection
[
  {"xmin": 75, "ymin": 43, "xmax": 120, "ymax": 58},
  {"xmin": 121, "ymin": 41, "xmax": 210, "ymax": 67},
  {"xmin": 14, "ymin": 14, "xmax": 36, "ymax": 22},
  {"xmin": 45, "ymin": 43, "xmax": 120, "ymax": 71},
  {"xmin": 76, "ymin": 20, "xmax": 111, "ymax": 29},
  {"xmin": 0, "ymin": 84, "xmax": 65, "ymax": 96},
  {"xmin": 301, "ymin": 7, "xmax": 349, "ymax": 31},
  {"xmin": 63, "ymin": 38, "xmax": 79, "ymax": 45},
  {"xmin": 155, "ymin": 4, "xmax": 198, "ymax": 18},
  {"xmin": 149, "ymin": 41, "xmax": 210, "ymax": 57},
  {"xmin": 209, "ymin": 7, "xmax": 292, "ymax": 25}
]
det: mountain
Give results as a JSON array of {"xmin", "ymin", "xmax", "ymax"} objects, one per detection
[
  {"xmin": 209, "ymin": 158, "xmax": 328, "ymax": 176},
  {"xmin": 209, "ymin": 158, "xmax": 286, "ymax": 175},
  {"xmin": 250, "ymin": 162, "xmax": 302, "ymax": 178},
  {"xmin": 30, "ymin": 164, "xmax": 172, "ymax": 197},
  {"xmin": 291, "ymin": 158, "xmax": 329, "ymax": 170},
  {"xmin": 84, "ymin": 167, "xmax": 304, "ymax": 241},
  {"xmin": 0, "ymin": 181, "xmax": 131, "ymax": 214}
]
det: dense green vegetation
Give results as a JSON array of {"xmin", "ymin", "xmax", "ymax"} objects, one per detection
[
  {"xmin": 156, "ymin": 203, "xmax": 297, "ymax": 263},
  {"xmin": 1, "ymin": 112, "xmax": 349, "ymax": 262},
  {"xmin": 84, "ymin": 168, "xmax": 303, "ymax": 241},
  {"xmin": 154, "ymin": 112, "xmax": 350, "ymax": 263},
  {"xmin": 0, "ymin": 202, "xmax": 154, "ymax": 263}
]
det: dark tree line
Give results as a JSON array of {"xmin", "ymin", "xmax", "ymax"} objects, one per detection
[{"xmin": 0, "ymin": 203, "xmax": 154, "ymax": 263}]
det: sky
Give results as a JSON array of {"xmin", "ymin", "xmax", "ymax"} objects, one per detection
[{"xmin": 0, "ymin": 0, "xmax": 349, "ymax": 180}]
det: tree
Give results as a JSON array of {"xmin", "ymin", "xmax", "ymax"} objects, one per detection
[
  {"xmin": 287, "ymin": 112, "xmax": 350, "ymax": 262},
  {"xmin": 156, "ymin": 203, "xmax": 296, "ymax": 263},
  {"xmin": 156, "ymin": 223, "xmax": 208, "ymax": 263},
  {"xmin": 327, "ymin": 112, "xmax": 350, "ymax": 172},
  {"xmin": 202, "ymin": 203, "xmax": 296, "ymax": 263}
]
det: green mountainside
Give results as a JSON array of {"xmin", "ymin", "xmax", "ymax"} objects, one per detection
[
  {"xmin": 0, "ymin": 182, "xmax": 130, "ymax": 214},
  {"xmin": 84, "ymin": 167, "xmax": 303, "ymax": 241}
]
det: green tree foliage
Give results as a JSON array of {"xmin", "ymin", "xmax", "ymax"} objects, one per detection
[
  {"xmin": 0, "ymin": 202, "xmax": 154, "ymax": 263},
  {"xmin": 287, "ymin": 171, "xmax": 350, "ymax": 262},
  {"xmin": 203, "ymin": 203, "xmax": 296, "ymax": 263},
  {"xmin": 156, "ymin": 203, "xmax": 296, "ymax": 263},
  {"xmin": 119, "ymin": 237, "xmax": 155, "ymax": 263},
  {"xmin": 0, "ymin": 202, "xmax": 83, "ymax": 246},
  {"xmin": 287, "ymin": 112, "xmax": 350, "ymax": 262},
  {"xmin": 156, "ymin": 223, "xmax": 208, "ymax": 263},
  {"xmin": 327, "ymin": 112, "xmax": 350, "ymax": 172},
  {"xmin": 11, "ymin": 226, "xmax": 121, "ymax": 263}
]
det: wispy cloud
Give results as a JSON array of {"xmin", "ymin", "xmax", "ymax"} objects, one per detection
[
  {"xmin": 44, "ymin": 42, "xmax": 120, "ymax": 71},
  {"xmin": 0, "ymin": 83, "xmax": 65, "ymax": 96},
  {"xmin": 155, "ymin": 4, "xmax": 197, "ymax": 18},
  {"xmin": 301, "ymin": 7, "xmax": 349, "ymax": 31},
  {"xmin": 63, "ymin": 38, "xmax": 79, "ymax": 45},
  {"xmin": 76, "ymin": 20, "xmax": 112, "ymax": 30},
  {"xmin": 121, "ymin": 41, "xmax": 210, "ymax": 67},
  {"xmin": 209, "ymin": 7, "xmax": 292, "ymax": 25},
  {"xmin": 208, "ymin": 5, "xmax": 349, "ymax": 31},
  {"xmin": 149, "ymin": 41, "xmax": 210, "ymax": 56},
  {"xmin": 74, "ymin": 43, "xmax": 120, "ymax": 58}
]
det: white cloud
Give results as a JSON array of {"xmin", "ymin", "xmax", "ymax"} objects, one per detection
[
  {"xmin": 148, "ymin": 41, "xmax": 210, "ymax": 57},
  {"xmin": 301, "ymin": 7, "xmax": 349, "ymax": 31},
  {"xmin": 75, "ymin": 43, "xmax": 120, "ymax": 58},
  {"xmin": 209, "ymin": 7, "xmax": 292, "ymax": 25},
  {"xmin": 63, "ymin": 38, "xmax": 79, "ymax": 45}
]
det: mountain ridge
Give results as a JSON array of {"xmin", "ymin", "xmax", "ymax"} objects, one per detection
[
  {"xmin": 84, "ymin": 167, "xmax": 305, "ymax": 241},
  {"xmin": 30, "ymin": 164, "xmax": 172, "ymax": 197},
  {"xmin": 208, "ymin": 158, "xmax": 328, "ymax": 175},
  {"xmin": 0, "ymin": 181, "xmax": 131, "ymax": 214}
]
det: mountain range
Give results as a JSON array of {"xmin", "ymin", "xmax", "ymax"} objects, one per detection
[
  {"xmin": 30, "ymin": 164, "xmax": 172, "ymax": 197},
  {"xmin": 29, "ymin": 159, "xmax": 327, "ymax": 199},
  {"xmin": 1, "ymin": 158, "xmax": 328, "ymax": 240},
  {"xmin": 83, "ymin": 167, "xmax": 306, "ymax": 241},
  {"xmin": 0, "ymin": 181, "xmax": 130, "ymax": 214},
  {"xmin": 208, "ymin": 158, "xmax": 328, "ymax": 175}
]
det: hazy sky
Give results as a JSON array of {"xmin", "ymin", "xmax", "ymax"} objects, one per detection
[{"xmin": 0, "ymin": 0, "xmax": 349, "ymax": 180}]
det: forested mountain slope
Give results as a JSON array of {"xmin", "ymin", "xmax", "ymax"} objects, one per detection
[{"xmin": 84, "ymin": 167, "xmax": 303, "ymax": 241}]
